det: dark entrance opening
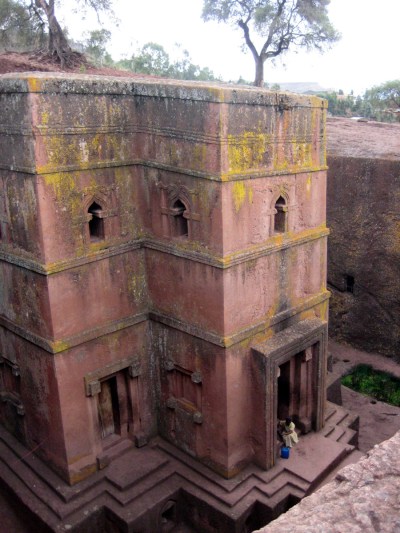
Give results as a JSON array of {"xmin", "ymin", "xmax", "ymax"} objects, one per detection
[
  {"xmin": 345, "ymin": 274, "xmax": 355, "ymax": 293},
  {"xmin": 160, "ymin": 500, "xmax": 178, "ymax": 533},
  {"xmin": 277, "ymin": 348, "xmax": 315, "ymax": 438},
  {"xmin": 277, "ymin": 360, "xmax": 291, "ymax": 421}
]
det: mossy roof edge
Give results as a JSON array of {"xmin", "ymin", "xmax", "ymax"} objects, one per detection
[{"xmin": 0, "ymin": 71, "xmax": 327, "ymax": 108}]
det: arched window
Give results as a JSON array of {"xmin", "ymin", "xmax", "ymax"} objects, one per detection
[
  {"xmin": 88, "ymin": 201, "xmax": 104, "ymax": 241},
  {"xmin": 274, "ymin": 196, "xmax": 287, "ymax": 233},
  {"xmin": 171, "ymin": 199, "xmax": 188, "ymax": 237}
]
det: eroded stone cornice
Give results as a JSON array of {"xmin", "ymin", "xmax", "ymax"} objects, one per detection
[
  {"xmin": 0, "ymin": 240, "xmax": 142, "ymax": 275},
  {"xmin": 0, "ymin": 312, "xmax": 148, "ymax": 354},
  {"xmin": 0, "ymin": 73, "xmax": 327, "ymax": 109},
  {"xmin": 0, "ymin": 227, "xmax": 329, "ymax": 274},
  {"xmin": 0, "ymin": 159, "xmax": 328, "ymax": 181},
  {"xmin": 0, "ymin": 291, "xmax": 330, "ymax": 354},
  {"xmin": 150, "ymin": 291, "xmax": 330, "ymax": 349}
]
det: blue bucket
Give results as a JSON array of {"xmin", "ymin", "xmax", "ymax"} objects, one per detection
[{"xmin": 280, "ymin": 447, "xmax": 290, "ymax": 459}]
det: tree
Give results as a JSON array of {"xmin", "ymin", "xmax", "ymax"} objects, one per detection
[
  {"xmin": 0, "ymin": 0, "xmax": 45, "ymax": 50},
  {"xmin": 117, "ymin": 42, "xmax": 219, "ymax": 81},
  {"xmin": 14, "ymin": 0, "xmax": 114, "ymax": 67},
  {"xmin": 130, "ymin": 42, "xmax": 171, "ymax": 76},
  {"xmin": 314, "ymin": 90, "xmax": 356, "ymax": 117},
  {"xmin": 169, "ymin": 45, "xmax": 220, "ymax": 80},
  {"xmin": 364, "ymin": 80, "xmax": 400, "ymax": 121},
  {"xmin": 83, "ymin": 28, "xmax": 112, "ymax": 66},
  {"xmin": 202, "ymin": 0, "xmax": 340, "ymax": 87}
]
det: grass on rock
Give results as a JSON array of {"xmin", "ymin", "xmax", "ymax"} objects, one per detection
[{"xmin": 341, "ymin": 364, "xmax": 400, "ymax": 407}]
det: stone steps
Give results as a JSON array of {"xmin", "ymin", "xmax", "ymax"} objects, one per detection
[
  {"xmin": 323, "ymin": 402, "xmax": 360, "ymax": 448},
  {"xmin": 0, "ymin": 428, "xmax": 103, "ymax": 504},
  {"xmin": 96, "ymin": 436, "xmax": 135, "ymax": 470},
  {"xmin": 0, "ymin": 402, "xmax": 363, "ymax": 533},
  {"xmin": 261, "ymin": 470, "xmax": 309, "ymax": 499}
]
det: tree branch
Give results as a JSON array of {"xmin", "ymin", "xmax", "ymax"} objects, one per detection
[
  {"xmin": 260, "ymin": 0, "xmax": 287, "ymax": 56},
  {"xmin": 237, "ymin": 0, "xmax": 253, "ymax": 25},
  {"xmin": 238, "ymin": 19, "xmax": 260, "ymax": 63}
]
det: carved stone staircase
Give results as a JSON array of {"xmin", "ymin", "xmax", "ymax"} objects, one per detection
[{"xmin": 0, "ymin": 401, "xmax": 364, "ymax": 533}]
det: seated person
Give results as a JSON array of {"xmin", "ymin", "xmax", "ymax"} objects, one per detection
[{"xmin": 278, "ymin": 417, "xmax": 299, "ymax": 448}]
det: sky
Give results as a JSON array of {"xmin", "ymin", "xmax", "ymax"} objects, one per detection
[{"xmin": 61, "ymin": 0, "xmax": 400, "ymax": 95}]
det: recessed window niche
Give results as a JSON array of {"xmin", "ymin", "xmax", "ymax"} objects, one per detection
[
  {"xmin": 345, "ymin": 274, "xmax": 355, "ymax": 293},
  {"xmin": 274, "ymin": 196, "xmax": 287, "ymax": 233},
  {"xmin": 171, "ymin": 199, "xmax": 188, "ymax": 237},
  {"xmin": 158, "ymin": 182, "xmax": 200, "ymax": 240},
  {"xmin": 88, "ymin": 201, "xmax": 105, "ymax": 241}
]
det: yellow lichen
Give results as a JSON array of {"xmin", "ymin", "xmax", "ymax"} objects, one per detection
[
  {"xmin": 52, "ymin": 340, "xmax": 70, "ymax": 353},
  {"xmin": 306, "ymin": 174, "xmax": 312, "ymax": 197},
  {"xmin": 227, "ymin": 131, "xmax": 266, "ymax": 173},
  {"xmin": 27, "ymin": 77, "xmax": 42, "ymax": 93},
  {"xmin": 192, "ymin": 144, "xmax": 207, "ymax": 168},
  {"xmin": 247, "ymin": 186, "xmax": 254, "ymax": 204},
  {"xmin": 127, "ymin": 265, "xmax": 147, "ymax": 303},
  {"xmin": 232, "ymin": 181, "xmax": 246, "ymax": 212}
]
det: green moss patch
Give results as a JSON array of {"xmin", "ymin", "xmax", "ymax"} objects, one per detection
[{"xmin": 341, "ymin": 364, "xmax": 400, "ymax": 407}]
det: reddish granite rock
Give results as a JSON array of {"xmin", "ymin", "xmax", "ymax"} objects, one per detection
[
  {"xmin": 327, "ymin": 117, "xmax": 400, "ymax": 359},
  {"xmin": 256, "ymin": 429, "xmax": 400, "ymax": 533}
]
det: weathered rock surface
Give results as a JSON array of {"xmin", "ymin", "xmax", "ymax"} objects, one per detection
[
  {"xmin": 255, "ymin": 429, "xmax": 400, "ymax": 533},
  {"xmin": 326, "ymin": 117, "xmax": 400, "ymax": 359},
  {"xmin": 327, "ymin": 116, "xmax": 400, "ymax": 160}
]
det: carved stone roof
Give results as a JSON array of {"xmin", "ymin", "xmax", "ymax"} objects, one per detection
[{"xmin": 327, "ymin": 117, "xmax": 400, "ymax": 161}]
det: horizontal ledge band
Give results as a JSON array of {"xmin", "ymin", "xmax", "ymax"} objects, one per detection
[
  {"xmin": 0, "ymin": 291, "xmax": 330, "ymax": 354},
  {"xmin": 0, "ymin": 159, "xmax": 328, "ymax": 182},
  {"xmin": 0, "ymin": 227, "xmax": 329, "ymax": 274}
]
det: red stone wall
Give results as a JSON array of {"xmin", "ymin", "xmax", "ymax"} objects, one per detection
[
  {"xmin": 54, "ymin": 321, "xmax": 153, "ymax": 483},
  {"xmin": 0, "ymin": 73, "xmax": 329, "ymax": 483},
  {"xmin": 327, "ymin": 154, "xmax": 400, "ymax": 358}
]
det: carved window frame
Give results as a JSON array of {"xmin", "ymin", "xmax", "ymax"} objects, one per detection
[
  {"xmin": 84, "ymin": 356, "xmax": 141, "ymax": 397},
  {"xmin": 83, "ymin": 191, "xmax": 117, "ymax": 246},
  {"xmin": 164, "ymin": 359, "xmax": 203, "ymax": 424},
  {"xmin": 270, "ymin": 191, "xmax": 291, "ymax": 236},
  {"xmin": 158, "ymin": 183, "xmax": 200, "ymax": 240},
  {"xmin": 0, "ymin": 356, "xmax": 24, "ymax": 416}
]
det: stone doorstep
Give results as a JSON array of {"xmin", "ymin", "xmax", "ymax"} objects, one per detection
[
  {"xmin": 96, "ymin": 436, "xmax": 135, "ymax": 472},
  {"xmin": 0, "ymin": 405, "xmax": 362, "ymax": 532},
  {"xmin": 105, "ymin": 447, "xmax": 170, "ymax": 492}
]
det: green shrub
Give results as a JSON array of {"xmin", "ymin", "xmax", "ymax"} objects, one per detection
[{"xmin": 341, "ymin": 364, "xmax": 400, "ymax": 407}]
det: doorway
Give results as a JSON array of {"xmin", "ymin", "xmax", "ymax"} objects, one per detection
[
  {"xmin": 277, "ymin": 349, "xmax": 314, "ymax": 433},
  {"xmin": 277, "ymin": 360, "xmax": 291, "ymax": 421},
  {"xmin": 251, "ymin": 317, "xmax": 328, "ymax": 470}
]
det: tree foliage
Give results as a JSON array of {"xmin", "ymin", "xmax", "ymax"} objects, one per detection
[
  {"xmin": 83, "ymin": 28, "xmax": 112, "ymax": 66},
  {"xmin": 117, "ymin": 42, "xmax": 219, "ymax": 81},
  {"xmin": 202, "ymin": 0, "xmax": 340, "ymax": 86},
  {"xmin": 314, "ymin": 90, "xmax": 356, "ymax": 117},
  {"xmin": 129, "ymin": 42, "xmax": 170, "ymax": 76},
  {"xmin": 364, "ymin": 80, "xmax": 400, "ymax": 121},
  {"xmin": 0, "ymin": 0, "xmax": 45, "ymax": 50}
]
